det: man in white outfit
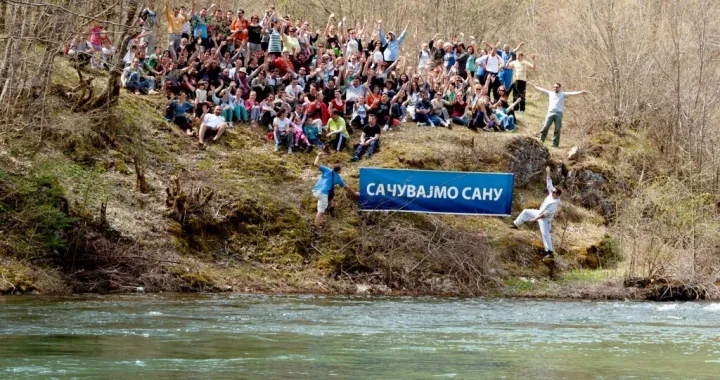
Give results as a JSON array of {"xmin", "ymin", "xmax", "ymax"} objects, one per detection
[{"xmin": 510, "ymin": 166, "xmax": 562, "ymax": 258}]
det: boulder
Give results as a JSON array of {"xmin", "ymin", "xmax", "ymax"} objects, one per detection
[
  {"xmin": 504, "ymin": 137, "xmax": 550, "ymax": 187},
  {"xmin": 566, "ymin": 166, "xmax": 615, "ymax": 222},
  {"xmin": 567, "ymin": 146, "xmax": 581, "ymax": 161}
]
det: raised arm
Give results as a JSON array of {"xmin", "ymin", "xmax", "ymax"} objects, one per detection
[
  {"xmin": 513, "ymin": 41, "xmax": 525, "ymax": 53},
  {"xmin": 565, "ymin": 90, "xmax": 589, "ymax": 96},
  {"xmin": 377, "ymin": 20, "xmax": 387, "ymax": 45},
  {"xmin": 545, "ymin": 166, "xmax": 553, "ymax": 195},
  {"xmin": 396, "ymin": 20, "xmax": 410, "ymax": 44}
]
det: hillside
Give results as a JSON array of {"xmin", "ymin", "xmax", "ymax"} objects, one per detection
[{"xmin": 0, "ymin": 58, "xmax": 654, "ymax": 299}]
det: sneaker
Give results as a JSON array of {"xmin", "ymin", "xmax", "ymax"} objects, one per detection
[
  {"xmin": 228, "ymin": 121, "xmax": 234, "ymax": 128},
  {"xmin": 417, "ymin": 122, "xmax": 427, "ymax": 127},
  {"xmin": 383, "ymin": 125, "xmax": 390, "ymax": 131},
  {"xmin": 447, "ymin": 123, "xmax": 453, "ymax": 130},
  {"xmin": 543, "ymin": 251, "xmax": 555, "ymax": 259},
  {"xmin": 505, "ymin": 128, "xmax": 515, "ymax": 133},
  {"xmin": 430, "ymin": 122, "xmax": 436, "ymax": 128},
  {"xmin": 351, "ymin": 156, "xmax": 359, "ymax": 162},
  {"xmin": 401, "ymin": 116, "xmax": 407, "ymax": 123},
  {"xmin": 287, "ymin": 147, "xmax": 293, "ymax": 154},
  {"xmin": 274, "ymin": 145, "xmax": 279, "ymax": 152},
  {"xmin": 441, "ymin": 120, "xmax": 449, "ymax": 127},
  {"xmin": 509, "ymin": 224, "xmax": 519, "ymax": 230},
  {"xmin": 148, "ymin": 89, "xmax": 159, "ymax": 95}
]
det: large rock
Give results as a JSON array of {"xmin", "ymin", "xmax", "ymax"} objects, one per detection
[
  {"xmin": 504, "ymin": 137, "xmax": 550, "ymax": 187},
  {"xmin": 566, "ymin": 165, "xmax": 615, "ymax": 222}
]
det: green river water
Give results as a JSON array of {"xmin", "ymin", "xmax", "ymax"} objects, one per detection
[{"xmin": 2, "ymin": 294, "xmax": 720, "ymax": 379}]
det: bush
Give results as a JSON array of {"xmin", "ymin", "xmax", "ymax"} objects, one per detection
[{"xmin": 0, "ymin": 169, "xmax": 77, "ymax": 259}]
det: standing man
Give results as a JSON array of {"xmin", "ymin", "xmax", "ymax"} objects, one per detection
[
  {"xmin": 510, "ymin": 167, "xmax": 562, "ymax": 259},
  {"xmin": 138, "ymin": 1, "xmax": 159, "ymax": 54},
  {"xmin": 533, "ymin": 83, "xmax": 588, "ymax": 148},
  {"xmin": 165, "ymin": 0, "xmax": 187, "ymax": 51},
  {"xmin": 506, "ymin": 52, "xmax": 535, "ymax": 112},
  {"xmin": 312, "ymin": 152, "xmax": 359, "ymax": 230}
]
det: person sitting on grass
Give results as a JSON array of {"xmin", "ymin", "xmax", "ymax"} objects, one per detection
[
  {"xmin": 198, "ymin": 105, "xmax": 228, "ymax": 147},
  {"xmin": 415, "ymin": 91, "xmax": 443, "ymax": 127},
  {"xmin": 165, "ymin": 91, "xmax": 195, "ymax": 136},
  {"xmin": 121, "ymin": 58, "xmax": 159, "ymax": 95},
  {"xmin": 326, "ymin": 109, "xmax": 350, "ymax": 152},
  {"xmin": 273, "ymin": 109, "xmax": 294, "ymax": 153},
  {"xmin": 312, "ymin": 152, "xmax": 360, "ymax": 232},
  {"xmin": 351, "ymin": 113, "xmax": 381, "ymax": 162},
  {"xmin": 304, "ymin": 119, "xmax": 326, "ymax": 150}
]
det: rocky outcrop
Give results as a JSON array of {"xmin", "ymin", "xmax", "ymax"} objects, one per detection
[
  {"xmin": 504, "ymin": 137, "xmax": 550, "ymax": 187},
  {"xmin": 565, "ymin": 165, "xmax": 615, "ymax": 222}
]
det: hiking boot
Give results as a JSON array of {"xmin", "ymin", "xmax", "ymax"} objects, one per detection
[
  {"xmin": 509, "ymin": 224, "xmax": 519, "ymax": 230},
  {"xmin": 543, "ymin": 251, "xmax": 555, "ymax": 259}
]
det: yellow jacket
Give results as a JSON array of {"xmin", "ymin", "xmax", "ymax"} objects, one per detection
[{"xmin": 165, "ymin": 5, "xmax": 187, "ymax": 34}]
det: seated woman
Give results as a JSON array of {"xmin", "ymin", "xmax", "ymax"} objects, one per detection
[
  {"xmin": 492, "ymin": 86, "xmax": 522, "ymax": 132},
  {"xmin": 273, "ymin": 109, "xmax": 294, "ymax": 153},
  {"xmin": 165, "ymin": 92, "xmax": 195, "ymax": 135}
]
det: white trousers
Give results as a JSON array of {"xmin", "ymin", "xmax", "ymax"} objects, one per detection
[{"xmin": 514, "ymin": 209, "xmax": 553, "ymax": 252}]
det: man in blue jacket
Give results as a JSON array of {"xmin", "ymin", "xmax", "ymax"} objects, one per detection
[{"xmin": 312, "ymin": 152, "xmax": 360, "ymax": 229}]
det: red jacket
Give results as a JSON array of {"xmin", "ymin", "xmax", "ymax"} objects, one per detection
[{"xmin": 306, "ymin": 102, "xmax": 329, "ymax": 125}]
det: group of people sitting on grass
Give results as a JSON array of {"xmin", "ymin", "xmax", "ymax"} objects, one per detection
[{"xmin": 65, "ymin": 0, "xmax": 539, "ymax": 154}]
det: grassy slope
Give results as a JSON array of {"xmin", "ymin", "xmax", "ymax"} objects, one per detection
[{"xmin": 0, "ymin": 59, "xmax": 628, "ymax": 297}]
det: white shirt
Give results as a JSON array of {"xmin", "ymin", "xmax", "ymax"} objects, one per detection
[
  {"xmin": 203, "ymin": 113, "xmax": 226, "ymax": 128},
  {"xmin": 418, "ymin": 50, "xmax": 430, "ymax": 68},
  {"xmin": 544, "ymin": 90, "xmax": 580, "ymax": 113},
  {"xmin": 273, "ymin": 117, "xmax": 291, "ymax": 133},
  {"xmin": 345, "ymin": 83, "xmax": 366, "ymax": 102},
  {"xmin": 538, "ymin": 179, "xmax": 561, "ymax": 222},
  {"xmin": 484, "ymin": 55, "xmax": 502, "ymax": 73}
]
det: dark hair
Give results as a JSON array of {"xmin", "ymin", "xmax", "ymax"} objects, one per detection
[
  {"xmin": 368, "ymin": 112, "xmax": 377, "ymax": 118},
  {"xmin": 553, "ymin": 187, "xmax": 563, "ymax": 196},
  {"xmin": 554, "ymin": 82, "xmax": 562, "ymax": 88},
  {"xmin": 333, "ymin": 164, "xmax": 342, "ymax": 173}
]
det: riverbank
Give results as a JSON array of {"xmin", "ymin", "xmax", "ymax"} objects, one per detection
[{"xmin": 0, "ymin": 60, "xmax": 712, "ymax": 301}]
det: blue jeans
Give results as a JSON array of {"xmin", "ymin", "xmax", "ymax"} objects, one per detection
[
  {"xmin": 274, "ymin": 130, "xmax": 293, "ymax": 148},
  {"xmin": 127, "ymin": 73, "xmax": 151, "ymax": 92},
  {"xmin": 415, "ymin": 112, "xmax": 442, "ymax": 125},
  {"xmin": 308, "ymin": 137, "xmax": 325, "ymax": 149},
  {"xmin": 452, "ymin": 116, "xmax": 469, "ymax": 126},
  {"xmin": 353, "ymin": 139, "xmax": 379, "ymax": 158},
  {"xmin": 233, "ymin": 104, "xmax": 248, "ymax": 122}
]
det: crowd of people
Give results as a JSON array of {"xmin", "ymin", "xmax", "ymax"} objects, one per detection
[{"xmin": 65, "ymin": 0, "xmax": 569, "ymax": 153}]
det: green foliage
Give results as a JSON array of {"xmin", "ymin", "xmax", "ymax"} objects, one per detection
[{"xmin": 0, "ymin": 169, "xmax": 77, "ymax": 259}]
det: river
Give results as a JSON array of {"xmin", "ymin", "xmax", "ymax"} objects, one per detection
[{"xmin": 2, "ymin": 294, "xmax": 720, "ymax": 379}]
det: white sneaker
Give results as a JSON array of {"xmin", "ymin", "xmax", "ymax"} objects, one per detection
[
  {"xmin": 274, "ymin": 145, "xmax": 279, "ymax": 152},
  {"xmin": 401, "ymin": 116, "xmax": 407, "ymax": 123},
  {"xmin": 383, "ymin": 125, "xmax": 390, "ymax": 131},
  {"xmin": 148, "ymin": 89, "xmax": 159, "ymax": 95},
  {"xmin": 417, "ymin": 122, "xmax": 427, "ymax": 127},
  {"xmin": 430, "ymin": 122, "xmax": 436, "ymax": 128},
  {"xmin": 228, "ymin": 121, "xmax": 234, "ymax": 128},
  {"xmin": 441, "ymin": 120, "xmax": 449, "ymax": 127},
  {"xmin": 287, "ymin": 147, "xmax": 292, "ymax": 154}
]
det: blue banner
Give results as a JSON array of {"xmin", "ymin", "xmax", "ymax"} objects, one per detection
[{"xmin": 359, "ymin": 168, "xmax": 514, "ymax": 216}]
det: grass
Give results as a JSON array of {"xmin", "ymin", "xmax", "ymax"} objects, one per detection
[{"xmin": 0, "ymin": 57, "xmax": 621, "ymax": 296}]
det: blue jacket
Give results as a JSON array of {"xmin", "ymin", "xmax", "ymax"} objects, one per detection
[{"xmin": 379, "ymin": 29, "xmax": 407, "ymax": 62}]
